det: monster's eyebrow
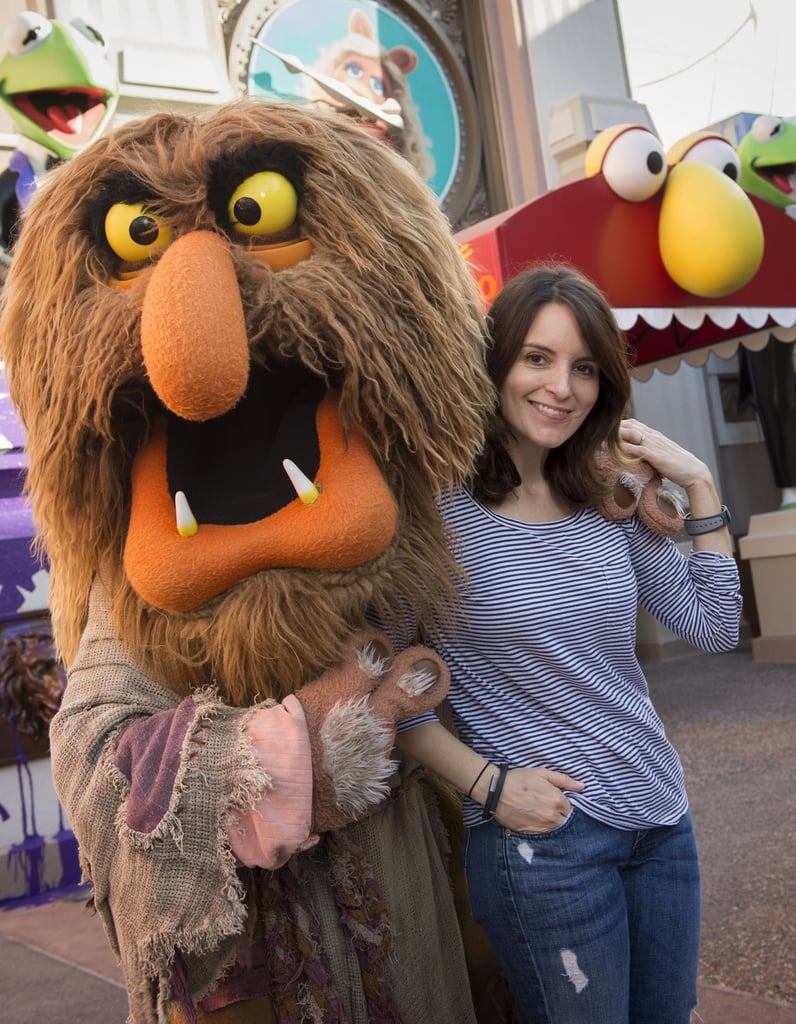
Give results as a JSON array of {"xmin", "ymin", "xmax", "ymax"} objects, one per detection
[
  {"xmin": 85, "ymin": 171, "xmax": 162, "ymax": 249},
  {"xmin": 206, "ymin": 141, "xmax": 305, "ymax": 226},
  {"xmin": 89, "ymin": 170, "xmax": 160, "ymax": 208}
]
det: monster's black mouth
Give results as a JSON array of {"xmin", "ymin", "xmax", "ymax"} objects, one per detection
[{"xmin": 165, "ymin": 362, "xmax": 323, "ymax": 526}]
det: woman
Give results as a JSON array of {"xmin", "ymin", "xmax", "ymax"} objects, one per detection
[{"xmin": 397, "ymin": 264, "xmax": 741, "ymax": 1024}]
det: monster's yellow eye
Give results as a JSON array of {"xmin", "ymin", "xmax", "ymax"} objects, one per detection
[
  {"xmin": 228, "ymin": 172, "xmax": 298, "ymax": 236},
  {"xmin": 104, "ymin": 202, "xmax": 171, "ymax": 262}
]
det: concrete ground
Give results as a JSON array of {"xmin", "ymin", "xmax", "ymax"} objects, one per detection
[
  {"xmin": 0, "ymin": 640, "xmax": 794, "ymax": 1023},
  {"xmin": 645, "ymin": 641, "xmax": 796, "ymax": 1021}
]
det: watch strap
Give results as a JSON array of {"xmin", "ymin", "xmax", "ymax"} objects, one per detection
[{"xmin": 683, "ymin": 505, "xmax": 731, "ymax": 535}]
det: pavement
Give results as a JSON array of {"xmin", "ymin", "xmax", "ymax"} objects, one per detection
[{"xmin": 0, "ymin": 640, "xmax": 794, "ymax": 1023}]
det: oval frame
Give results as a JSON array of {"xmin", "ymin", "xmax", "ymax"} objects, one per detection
[{"xmin": 227, "ymin": 0, "xmax": 482, "ymax": 223}]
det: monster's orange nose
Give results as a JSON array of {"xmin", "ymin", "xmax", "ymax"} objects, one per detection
[{"xmin": 140, "ymin": 231, "xmax": 250, "ymax": 421}]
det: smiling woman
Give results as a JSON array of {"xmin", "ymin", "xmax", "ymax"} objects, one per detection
[
  {"xmin": 495, "ymin": 303, "xmax": 601, "ymax": 485},
  {"xmin": 396, "ymin": 262, "xmax": 741, "ymax": 1024}
]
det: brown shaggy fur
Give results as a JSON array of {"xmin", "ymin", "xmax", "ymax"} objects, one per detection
[{"xmin": 0, "ymin": 99, "xmax": 492, "ymax": 704}]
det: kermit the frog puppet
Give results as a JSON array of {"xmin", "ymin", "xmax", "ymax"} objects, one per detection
[
  {"xmin": 0, "ymin": 10, "xmax": 118, "ymax": 253},
  {"xmin": 738, "ymin": 113, "xmax": 796, "ymax": 218}
]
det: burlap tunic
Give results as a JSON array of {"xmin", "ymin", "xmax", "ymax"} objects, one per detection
[{"xmin": 50, "ymin": 587, "xmax": 477, "ymax": 1024}]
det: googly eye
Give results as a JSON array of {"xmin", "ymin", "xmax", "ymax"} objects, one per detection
[
  {"xmin": 70, "ymin": 17, "xmax": 107, "ymax": 49},
  {"xmin": 228, "ymin": 171, "xmax": 298, "ymax": 237},
  {"xmin": 678, "ymin": 137, "xmax": 741, "ymax": 182},
  {"xmin": 104, "ymin": 202, "xmax": 171, "ymax": 262},
  {"xmin": 3, "ymin": 12, "xmax": 52, "ymax": 55},
  {"xmin": 750, "ymin": 114, "xmax": 784, "ymax": 144},
  {"xmin": 598, "ymin": 128, "xmax": 667, "ymax": 202}
]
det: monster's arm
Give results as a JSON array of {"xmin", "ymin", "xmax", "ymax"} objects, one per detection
[
  {"xmin": 233, "ymin": 631, "xmax": 451, "ymax": 856},
  {"xmin": 46, "ymin": 583, "xmax": 438, "ymax": 1015},
  {"xmin": 51, "ymin": 583, "xmax": 450, "ymax": 900},
  {"xmin": 48, "ymin": 583, "xmax": 278, "ymax": 1004}
]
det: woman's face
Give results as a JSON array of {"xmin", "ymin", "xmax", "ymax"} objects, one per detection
[{"xmin": 499, "ymin": 301, "xmax": 600, "ymax": 455}]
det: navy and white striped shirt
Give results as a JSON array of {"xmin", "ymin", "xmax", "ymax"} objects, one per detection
[{"xmin": 401, "ymin": 487, "xmax": 742, "ymax": 830}]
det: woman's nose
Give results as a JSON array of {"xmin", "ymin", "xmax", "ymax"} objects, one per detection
[{"xmin": 545, "ymin": 365, "xmax": 573, "ymax": 397}]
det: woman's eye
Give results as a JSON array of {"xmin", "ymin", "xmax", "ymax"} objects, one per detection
[
  {"xmin": 228, "ymin": 171, "xmax": 298, "ymax": 237},
  {"xmin": 104, "ymin": 202, "xmax": 171, "ymax": 262}
]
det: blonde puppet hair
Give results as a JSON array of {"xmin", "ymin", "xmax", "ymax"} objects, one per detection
[{"xmin": 0, "ymin": 98, "xmax": 491, "ymax": 703}]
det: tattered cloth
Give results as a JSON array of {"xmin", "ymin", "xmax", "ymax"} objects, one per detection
[{"xmin": 50, "ymin": 585, "xmax": 476, "ymax": 1023}]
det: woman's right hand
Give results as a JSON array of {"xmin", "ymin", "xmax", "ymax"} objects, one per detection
[
  {"xmin": 397, "ymin": 722, "xmax": 585, "ymax": 832},
  {"xmin": 476, "ymin": 766, "xmax": 585, "ymax": 833}
]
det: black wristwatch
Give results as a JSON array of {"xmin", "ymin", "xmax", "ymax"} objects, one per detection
[{"xmin": 683, "ymin": 505, "xmax": 732, "ymax": 535}]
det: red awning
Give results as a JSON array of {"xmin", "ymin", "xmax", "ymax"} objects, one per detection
[{"xmin": 456, "ymin": 173, "xmax": 796, "ymax": 379}]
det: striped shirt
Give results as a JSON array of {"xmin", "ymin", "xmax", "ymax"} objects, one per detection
[{"xmin": 400, "ymin": 487, "xmax": 742, "ymax": 830}]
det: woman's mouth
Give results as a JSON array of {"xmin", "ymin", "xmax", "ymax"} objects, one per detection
[{"xmin": 531, "ymin": 401, "xmax": 571, "ymax": 420}]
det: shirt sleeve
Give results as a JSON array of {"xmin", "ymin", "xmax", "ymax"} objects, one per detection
[
  {"xmin": 627, "ymin": 518, "xmax": 742, "ymax": 652},
  {"xmin": 396, "ymin": 709, "xmax": 438, "ymax": 732}
]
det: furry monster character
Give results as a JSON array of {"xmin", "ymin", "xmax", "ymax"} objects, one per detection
[{"xmin": 0, "ymin": 100, "xmax": 493, "ymax": 1022}]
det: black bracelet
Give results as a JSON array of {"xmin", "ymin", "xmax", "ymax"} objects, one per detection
[
  {"xmin": 482, "ymin": 765, "xmax": 508, "ymax": 820},
  {"xmin": 467, "ymin": 761, "xmax": 494, "ymax": 800}
]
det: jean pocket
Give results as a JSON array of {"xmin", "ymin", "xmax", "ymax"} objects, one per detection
[{"xmin": 509, "ymin": 805, "xmax": 577, "ymax": 840}]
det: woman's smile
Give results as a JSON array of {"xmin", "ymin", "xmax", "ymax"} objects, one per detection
[{"xmin": 529, "ymin": 399, "xmax": 573, "ymax": 419}]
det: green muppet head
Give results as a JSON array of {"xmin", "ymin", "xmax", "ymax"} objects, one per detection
[
  {"xmin": 738, "ymin": 113, "xmax": 796, "ymax": 216},
  {"xmin": 0, "ymin": 10, "xmax": 119, "ymax": 163},
  {"xmin": 0, "ymin": 11, "xmax": 119, "ymax": 255}
]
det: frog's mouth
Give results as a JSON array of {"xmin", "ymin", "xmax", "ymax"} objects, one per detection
[
  {"xmin": 753, "ymin": 158, "xmax": 796, "ymax": 200},
  {"xmin": 124, "ymin": 364, "xmax": 397, "ymax": 613},
  {"xmin": 12, "ymin": 86, "xmax": 111, "ymax": 146}
]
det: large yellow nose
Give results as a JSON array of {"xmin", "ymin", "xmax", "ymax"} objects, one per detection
[{"xmin": 659, "ymin": 161, "xmax": 764, "ymax": 298}]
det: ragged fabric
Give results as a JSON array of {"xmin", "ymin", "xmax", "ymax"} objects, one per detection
[{"xmin": 51, "ymin": 584, "xmax": 477, "ymax": 1023}]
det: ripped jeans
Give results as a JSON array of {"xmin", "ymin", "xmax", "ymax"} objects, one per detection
[{"xmin": 464, "ymin": 808, "xmax": 701, "ymax": 1024}]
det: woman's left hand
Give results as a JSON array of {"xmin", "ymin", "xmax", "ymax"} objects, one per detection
[
  {"xmin": 618, "ymin": 418, "xmax": 711, "ymax": 492},
  {"xmin": 619, "ymin": 418, "xmax": 733, "ymax": 554}
]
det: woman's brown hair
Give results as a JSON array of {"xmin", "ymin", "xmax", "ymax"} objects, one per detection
[{"xmin": 472, "ymin": 262, "xmax": 632, "ymax": 506}]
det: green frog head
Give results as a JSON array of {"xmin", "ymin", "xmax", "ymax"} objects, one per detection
[
  {"xmin": 0, "ymin": 11, "xmax": 119, "ymax": 161},
  {"xmin": 738, "ymin": 113, "xmax": 796, "ymax": 212}
]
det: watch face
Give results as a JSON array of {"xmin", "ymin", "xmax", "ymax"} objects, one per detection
[{"xmin": 227, "ymin": 0, "xmax": 481, "ymax": 222}]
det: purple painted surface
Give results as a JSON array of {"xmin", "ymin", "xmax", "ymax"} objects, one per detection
[
  {"xmin": 0, "ymin": 495, "xmax": 36, "ymax": 538},
  {"xmin": 0, "ymin": 355, "xmax": 75, "ymax": 909},
  {"xmin": 0, "ymin": 376, "xmax": 47, "ymax": 621},
  {"xmin": 0, "ymin": 451, "xmax": 28, "ymax": 498}
]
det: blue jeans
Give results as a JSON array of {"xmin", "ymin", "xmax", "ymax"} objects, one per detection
[{"xmin": 464, "ymin": 808, "xmax": 701, "ymax": 1024}]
